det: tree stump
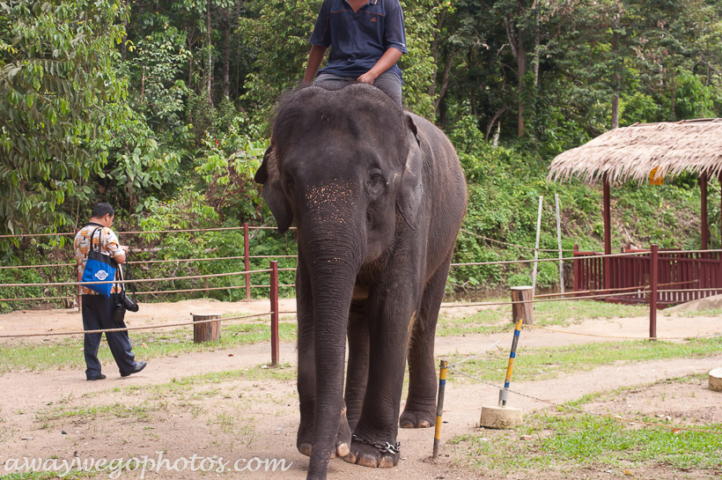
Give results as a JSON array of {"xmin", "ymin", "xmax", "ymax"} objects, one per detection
[
  {"xmin": 511, "ymin": 286, "xmax": 534, "ymax": 325},
  {"xmin": 193, "ymin": 313, "xmax": 221, "ymax": 343}
]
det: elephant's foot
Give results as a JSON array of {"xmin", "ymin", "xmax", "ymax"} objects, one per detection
[
  {"xmin": 297, "ymin": 407, "xmax": 352, "ymax": 459},
  {"xmin": 342, "ymin": 435, "xmax": 400, "ymax": 468},
  {"xmin": 399, "ymin": 406, "xmax": 436, "ymax": 429}
]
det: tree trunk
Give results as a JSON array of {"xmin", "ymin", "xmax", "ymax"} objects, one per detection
[
  {"xmin": 428, "ymin": 5, "xmax": 447, "ymax": 98},
  {"xmin": 222, "ymin": 12, "xmax": 231, "ymax": 99},
  {"xmin": 206, "ymin": 0, "xmax": 213, "ymax": 106},
  {"xmin": 611, "ymin": 10, "xmax": 621, "ymax": 129}
]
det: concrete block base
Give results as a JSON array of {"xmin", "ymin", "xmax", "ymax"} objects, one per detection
[
  {"xmin": 710, "ymin": 368, "xmax": 722, "ymax": 392},
  {"xmin": 480, "ymin": 406, "xmax": 523, "ymax": 429}
]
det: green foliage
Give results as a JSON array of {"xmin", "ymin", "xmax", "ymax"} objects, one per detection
[{"xmin": 0, "ymin": 0, "xmax": 129, "ymax": 234}]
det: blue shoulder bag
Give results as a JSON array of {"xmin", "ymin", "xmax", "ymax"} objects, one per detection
[{"xmin": 81, "ymin": 226, "xmax": 118, "ymax": 298}]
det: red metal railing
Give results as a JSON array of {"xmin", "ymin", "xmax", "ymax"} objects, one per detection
[{"xmin": 573, "ymin": 244, "xmax": 722, "ymax": 306}]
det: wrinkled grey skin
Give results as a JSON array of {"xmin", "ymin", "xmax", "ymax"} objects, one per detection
[{"xmin": 254, "ymin": 84, "xmax": 466, "ymax": 480}]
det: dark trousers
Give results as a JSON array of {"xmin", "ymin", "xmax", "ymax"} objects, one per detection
[
  {"xmin": 81, "ymin": 294, "xmax": 136, "ymax": 378},
  {"xmin": 315, "ymin": 71, "xmax": 403, "ymax": 108}
]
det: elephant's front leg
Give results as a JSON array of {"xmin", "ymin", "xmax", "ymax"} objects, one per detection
[
  {"xmin": 295, "ymin": 258, "xmax": 353, "ymax": 459},
  {"xmin": 343, "ymin": 285, "xmax": 420, "ymax": 468}
]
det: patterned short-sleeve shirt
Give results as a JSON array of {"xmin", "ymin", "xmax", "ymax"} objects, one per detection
[{"xmin": 74, "ymin": 224, "xmax": 123, "ymax": 295}]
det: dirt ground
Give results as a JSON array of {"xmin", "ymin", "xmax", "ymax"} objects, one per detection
[{"xmin": 1, "ymin": 299, "xmax": 721, "ymax": 479}]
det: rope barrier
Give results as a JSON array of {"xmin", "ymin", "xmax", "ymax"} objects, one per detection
[
  {"xmin": 535, "ymin": 280, "xmax": 698, "ymax": 298},
  {"xmin": 0, "ymin": 254, "xmax": 300, "ymax": 270},
  {"xmin": 439, "ymin": 290, "xmax": 647, "ymax": 309},
  {"xmin": 522, "ymin": 324, "xmax": 722, "ymax": 341},
  {"xmin": 0, "ymin": 225, "xmax": 298, "ymax": 239},
  {"xmin": 0, "ymin": 312, "xmax": 274, "ymax": 339},
  {"xmin": 0, "ymin": 295, "xmax": 75, "ymax": 303},
  {"xmin": 447, "ymin": 367, "xmax": 720, "ymax": 435},
  {"xmin": 0, "ymin": 269, "xmax": 271, "ymax": 288},
  {"xmin": 451, "ymin": 250, "xmax": 648, "ymax": 268},
  {"xmin": 461, "ymin": 229, "xmax": 575, "ymax": 253}
]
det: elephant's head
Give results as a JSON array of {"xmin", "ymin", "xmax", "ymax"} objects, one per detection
[{"xmin": 254, "ymin": 84, "xmax": 422, "ymax": 479}]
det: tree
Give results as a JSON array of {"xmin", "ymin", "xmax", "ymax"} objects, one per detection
[{"xmin": 0, "ymin": 0, "xmax": 129, "ymax": 234}]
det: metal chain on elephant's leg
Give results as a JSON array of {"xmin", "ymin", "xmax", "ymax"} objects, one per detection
[{"xmin": 352, "ymin": 434, "xmax": 401, "ymax": 455}]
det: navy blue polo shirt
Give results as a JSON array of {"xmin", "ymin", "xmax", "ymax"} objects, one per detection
[{"xmin": 310, "ymin": 0, "xmax": 407, "ymax": 81}]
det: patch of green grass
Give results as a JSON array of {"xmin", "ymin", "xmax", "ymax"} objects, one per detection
[
  {"xmin": 121, "ymin": 362, "xmax": 296, "ymax": 398},
  {"xmin": 566, "ymin": 373, "xmax": 709, "ymax": 409},
  {"xmin": 437, "ymin": 300, "xmax": 648, "ymax": 337},
  {"xmin": 664, "ymin": 308, "xmax": 722, "ymax": 318},
  {"xmin": 452, "ymin": 413, "xmax": 722, "ymax": 476},
  {"xmin": 36, "ymin": 402, "xmax": 155, "ymax": 423},
  {"xmin": 0, "ymin": 321, "xmax": 297, "ymax": 373},
  {"xmin": 0, "ymin": 472, "xmax": 97, "ymax": 480},
  {"xmin": 446, "ymin": 336, "xmax": 722, "ymax": 384}
]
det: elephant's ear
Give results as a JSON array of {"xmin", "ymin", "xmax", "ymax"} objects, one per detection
[
  {"xmin": 397, "ymin": 115, "xmax": 424, "ymax": 230},
  {"xmin": 255, "ymin": 145, "xmax": 294, "ymax": 234}
]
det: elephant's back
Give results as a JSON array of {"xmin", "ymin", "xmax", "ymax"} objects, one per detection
[{"xmin": 405, "ymin": 112, "xmax": 467, "ymax": 277}]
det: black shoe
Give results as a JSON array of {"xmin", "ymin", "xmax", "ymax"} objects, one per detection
[
  {"xmin": 121, "ymin": 361, "xmax": 147, "ymax": 378},
  {"xmin": 87, "ymin": 374, "xmax": 106, "ymax": 381}
]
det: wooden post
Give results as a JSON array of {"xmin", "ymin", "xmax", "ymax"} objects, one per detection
[
  {"xmin": 76, "ymin": 228, "xmax": 82, "ymax": 312},
  {"xmin": 510, "ymin": 286, "xmax": 534, "ymax": 325},
  {"xmin": 573, "ymin": 244, "xmax": 579, "ymax": 293},
  {"xmin": 701, "ymin": 173, "xmax": 709, "ymax": 250},
  {"xmin": 244, "ymin": 223, "xmax": 251, "ymax": 300},
  {"xmin": 270, "ymin": 260, "xmax": 279, "ymax": 365},
  {"xmin": 193, "ymin": 313, "xmax": 221, "ymax": 343},
  {"xmin": 555, "ymin": 194, "xmax": 565, "ymax": 295},
  {"xmin": 531, "ymin": 196, "xmax": 543, "ymax": 291},
  {"xmin": 649, "ymin": 244, "xmax": 658, "ymax": 340},
  {"xmin": 603, "ymin": 173, "xmax": 611, "ymax": 291}
]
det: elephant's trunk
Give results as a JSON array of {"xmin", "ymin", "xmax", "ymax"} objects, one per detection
[{"xmin": 304, "ymin": 225, "xmax": 364, "ymax": 480}]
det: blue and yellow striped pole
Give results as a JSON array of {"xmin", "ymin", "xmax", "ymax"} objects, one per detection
[
  {"xmin": 499, "ymin": 317, "xmax": 524, "ymax": 407},
  {"xmin": 432, "ymin": 360, "xmax": 448, "ymax": 458}
]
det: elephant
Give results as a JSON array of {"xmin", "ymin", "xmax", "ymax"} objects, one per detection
[{"xmin": 254, "ymin": 84, "xmax": 466, "ymax": 480}]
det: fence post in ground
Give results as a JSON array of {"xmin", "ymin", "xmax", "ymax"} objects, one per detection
[
  {"xmin": 510, "ymin": 286, "xmax": 534, "ymax": 325},
  {"xmin": 555, "ymin": 194, "xmax": 565, "ymax": 296},
  {"xmin": 573, "ymin": 244, "xmax": 579, "ymax": 294},
  {"xmin": 650, "ymin": 244, "xmax": 658, "ymax": 340},
  {"xmin": 432, "ymin": 360, "xmax": 448, "ymax": 459},
  {"xmin": 531, "ymin": 196, "xmax": 543, "ymax": 291},
  {"xmin": 76, "ymin": 228, "xmax": 82, "ymax": 312},
  {"xmin": 244, "ymin": 223, "xmax": 251, "ymax": 300},
  {"xmin": 270, "ymin": 260, "xmax": 280, "ymax": 365}
]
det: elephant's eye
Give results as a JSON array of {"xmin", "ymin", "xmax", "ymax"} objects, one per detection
[{"xmin": 369, "ymin": 169, "xmax": 384, "ymax": 185}]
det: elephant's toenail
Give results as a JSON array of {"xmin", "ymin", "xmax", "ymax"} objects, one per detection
[
  {"xmin": 337, "ymin": 443, "xmax": 350, "ymax": 457},
  {"xmin": 342, "ymin": 452, "xmax": 357, "ymax": 464},
  {"xmin": 418, "ymin": 420, "xmax": 431, "ymax": 428},
  {"xmin": 299, "ymin": 443, "xmax": 312, "ymax": 457},
  {"xmin": 358, "ymin": 453, "xmax": 379, "ymax": 468},
  {"xmin": 378, "ymin": 456, "xmax": 395, "ymax": 468}
]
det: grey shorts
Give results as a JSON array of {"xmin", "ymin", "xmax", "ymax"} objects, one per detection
[{"xmin": 314, "ymin": 71, "xmax": 403, "ymax": 108}]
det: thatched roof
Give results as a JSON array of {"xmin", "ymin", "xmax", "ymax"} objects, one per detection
[{"xmin": 548, "ymin": 118, "xmax": 722, "ymax": 184}]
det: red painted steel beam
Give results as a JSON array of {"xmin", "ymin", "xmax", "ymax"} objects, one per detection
[
  {"xmin": 701, "ymin": 174, "xmax": 709, "ymax": 250},
  {"xmin": 603, "ymin": 173, "xmax": 612, "ymax": 291},
  {"xmin": 270, "ymin": 260, "xmax": 280, "ymax": 365},
  {"xmin": 650, "ymin": 244, "xmax": 658, "ymax": 339}
]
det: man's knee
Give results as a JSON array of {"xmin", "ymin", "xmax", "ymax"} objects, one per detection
[{"xmin": 373, "ymin": 72, "xmax": 403, "ymax": 108}]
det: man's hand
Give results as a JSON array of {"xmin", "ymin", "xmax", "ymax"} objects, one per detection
[
  {"xmin": 357, "ymin": 71, "xmax": 378, "ymax": 85},
  {"xmin": 121, "ymin": 245, "xmax": 130, "ymax": 253}
]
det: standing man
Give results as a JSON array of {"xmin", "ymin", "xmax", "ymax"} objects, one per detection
[
  {"xmin": 74, "ymin": 203, "xmax": 147, "ymax": 381},
  {"xmin": 304, "ymin": 0, "xmax": 407, "ymax": 107}
]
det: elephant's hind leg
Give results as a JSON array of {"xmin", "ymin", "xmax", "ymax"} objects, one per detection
[{"xmin": 400, "ymin": 254, "xmax": 452, "ymax": 429}]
